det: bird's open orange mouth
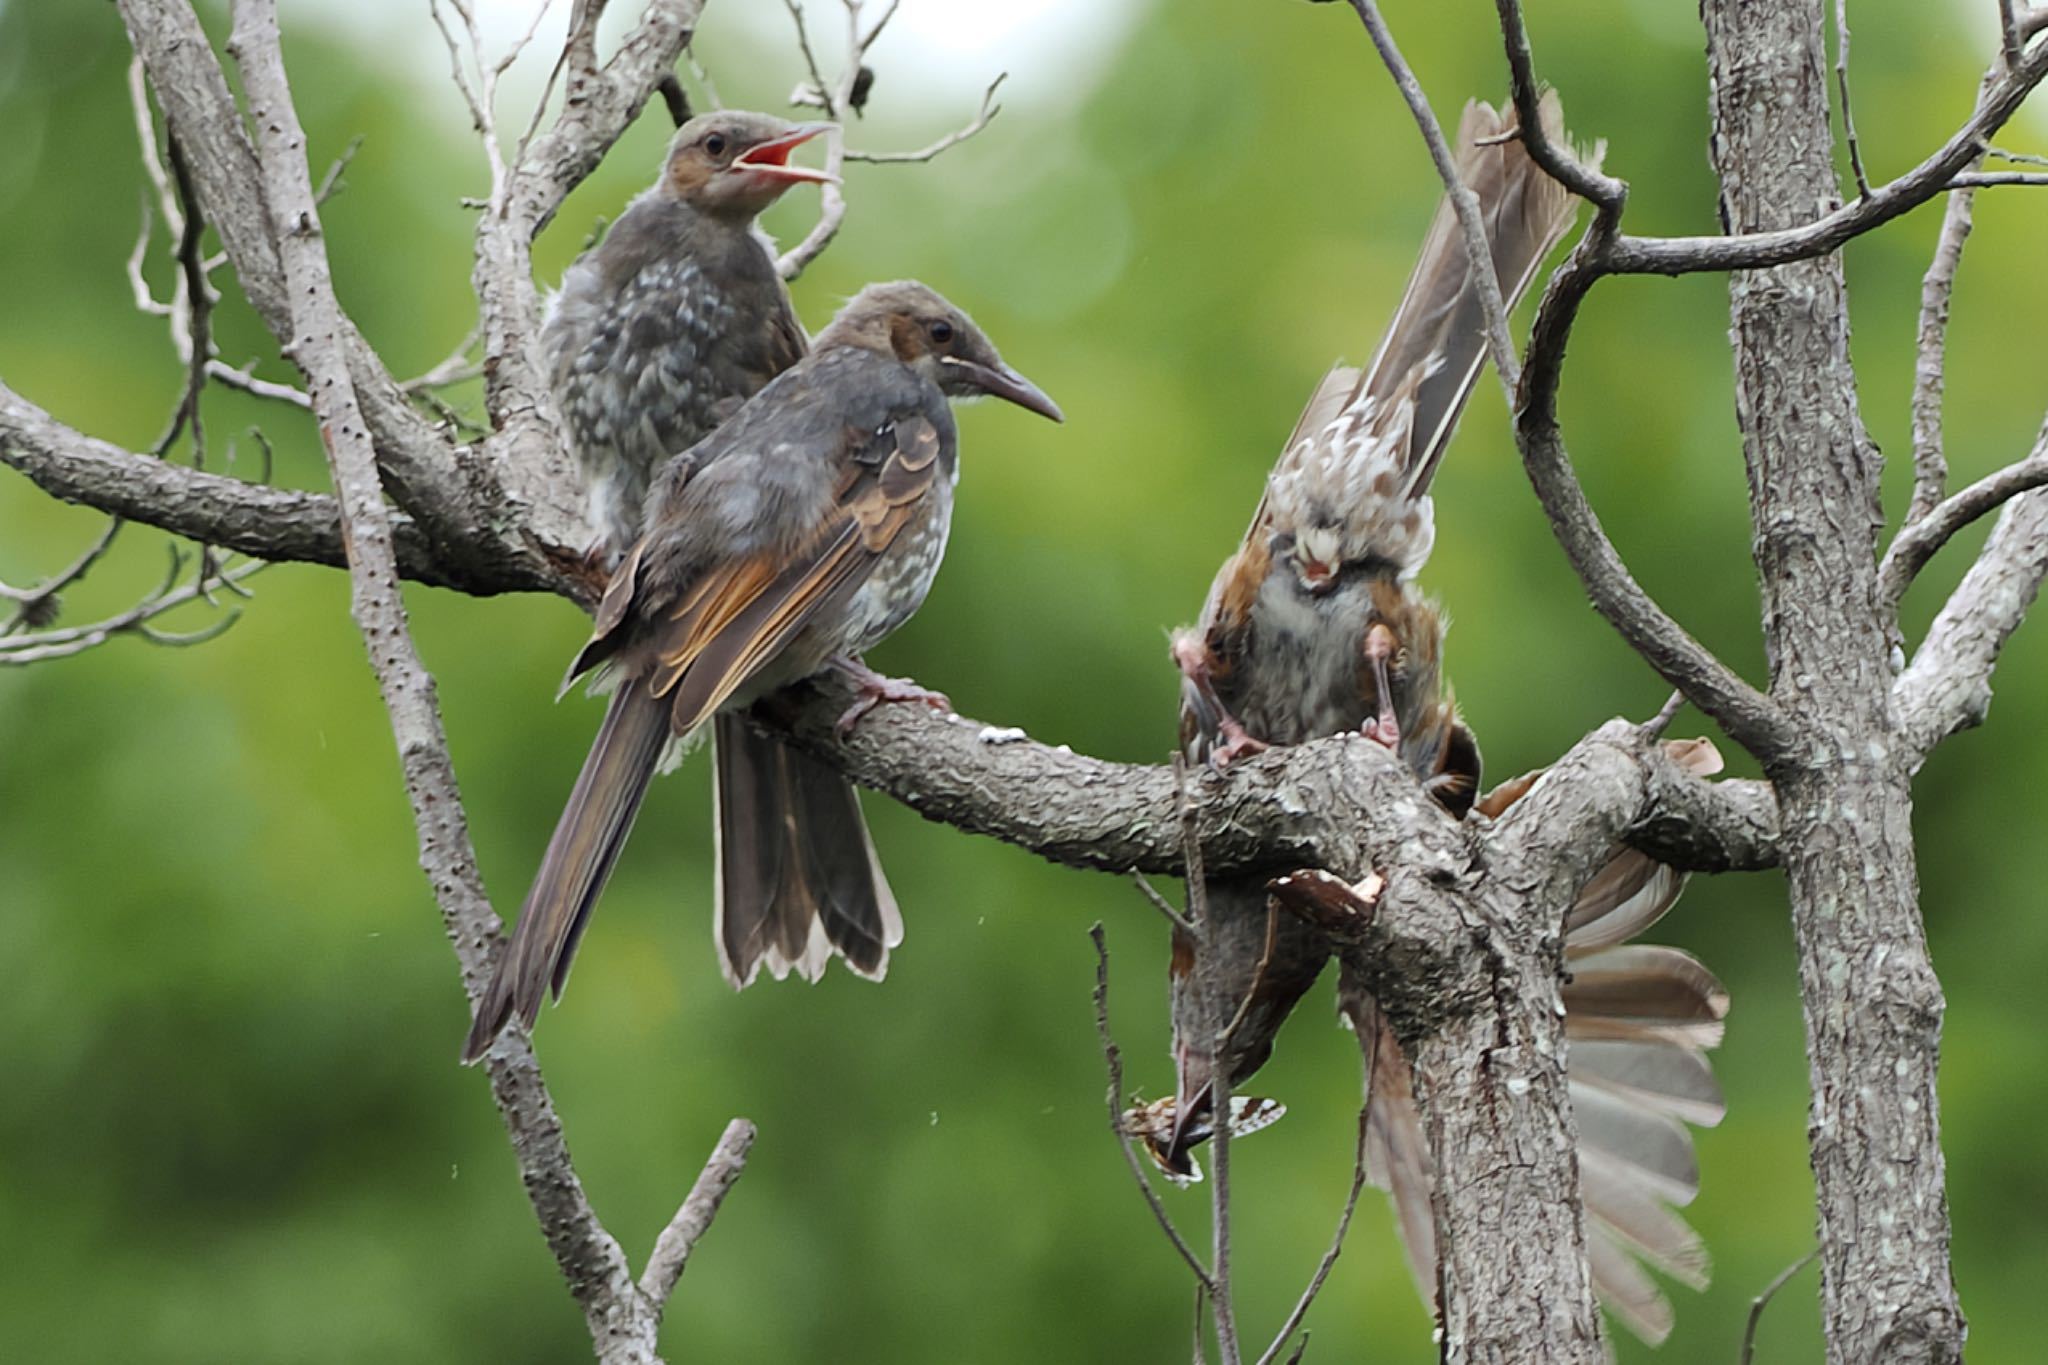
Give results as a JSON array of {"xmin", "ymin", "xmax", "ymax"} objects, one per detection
[{"xmin": 736, "ymin": 123, "xmax": 838, "ymax": 183}]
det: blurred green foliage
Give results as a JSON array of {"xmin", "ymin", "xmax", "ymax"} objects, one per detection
[{"xmin": 4, "ymin": 1, "xmax": 2046, "ymax": 1361}]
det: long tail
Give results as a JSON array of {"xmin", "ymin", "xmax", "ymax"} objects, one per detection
[
  {"xmin": 461, "ymin": 682, "xmax": 671, "ymax": 1062},
  {"xmin": 712, "ymin": 714, "xmax": 903, "ymax": 990},
  {"xmin": 1252, "ymin": 91, "xmax": 1598, "ymax": 579},
  {"xmin": 1370, "ymin": 89, "xmax": 1596, "ymax": 499}
]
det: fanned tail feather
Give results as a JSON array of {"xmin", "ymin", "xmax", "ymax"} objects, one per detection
[{"xmin": 713, "ymin": 714, "xmax": 903, "ymax": 989}]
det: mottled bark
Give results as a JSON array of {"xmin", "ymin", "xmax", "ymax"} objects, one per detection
[{"xmin": 1703, "ymin": 3, "xmax": 1963, "ymax": 1361}]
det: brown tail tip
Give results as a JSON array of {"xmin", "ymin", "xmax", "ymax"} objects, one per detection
[{"xmin": 459, "ymin": 991, "xmax": 515, "ymax": 1065}]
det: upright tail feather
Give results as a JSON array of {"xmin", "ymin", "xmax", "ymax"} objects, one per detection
[
  {"xmin": 1368, "ymin": 89, "xmax": 1600, "ymax": 500},
  {"xmin": 461, "ymin": 682, "xmax": 672, "ymax": 1062}
]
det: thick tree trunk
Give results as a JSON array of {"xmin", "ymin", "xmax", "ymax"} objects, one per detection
[{"xmin": 1702, "ymin": 2, "xmax": 1963, "ymax": 1360}]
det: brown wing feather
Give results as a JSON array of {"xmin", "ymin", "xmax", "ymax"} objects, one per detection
[{"xmin": 641, "ymin": 418, "xmax": 943, "ymax": 737}]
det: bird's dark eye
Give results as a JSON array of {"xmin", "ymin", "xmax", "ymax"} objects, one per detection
[
  {"xmin": 927, "ymin": 319, "xmax": 954, "ymax": 345},
  {"xmin": 704, "ymin": 133, "xmax": 728, "ymax": 158}
]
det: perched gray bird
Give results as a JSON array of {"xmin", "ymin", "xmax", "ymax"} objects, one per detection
[
  {"xmin": 543, "ymin": 108, "xmax": 892, "ymax": 1020},
  {"xmin": 463, "ymin": 282, "xmax": 1061, "ymax": 1062},
  {"xmin": 542, "ymin": 108, "xmax": 829, "ymax": 561}
]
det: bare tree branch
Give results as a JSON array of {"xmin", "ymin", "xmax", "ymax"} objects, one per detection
[
  {"xmin": 1947, "ymin": 170, "xmax": 2048, "ymax": 186},
  {"xmin": 205, "ymin": 359, "xmax": 312, "ymax": 408},
  {"xmin": 1602, "ymin": 35, "xmax": 2048, "ymax": 276},
  {"xmin": 775, "ymin": 0, "xmax": 864, "ymax": 280},
  {"xmin": 637, "ymin": 1118, "xmax": 757, "ymax": 1314},
  {"xmin": 1740, "ymin": 1248, "xmax": 1820, "ymax": 1365},
  {"xmin": 0, "ymin": 516, "xmax": 122, "ymax": 635},
  {"xmin": 1830, "ymin": 0, "xmax": 1871, "ymax": 197},
  {"xmin": 1895, "ymin": 483, "xmax": 2048, "ymax": 763},
  {"xmin": 1344, "ymin": 2, "xmax": 1520, "ymax": 392},
  {"xmin": 1251, "ymin": 1090, "xmax": 1370, "ymax": 1365},
  {"xmin": 467, "ymin": 0, "xmax": 704, "ymax": 561},
  {"xmin": 843, "ymin": 75, "xmax": 1005, "ymax": 164},
  {"xmin": 1481, "ymin": 3, "xmax": 1802, "ymax": 761},
  {"xmin": 220, "ymin": 7, "xmax": 705, "ymax": 1362},
  {"xmin": 1905, "ymin": 73, "xmax": 1991, "ymax": 528},
  {"xmin": 116, "ymin": 0, "xmax": 486, "ymax": 537},
  {"xmin": 1883, "ymin": 415, "xmax": 2048, "ymax": 606},
  {"xmin": 0, "ymin": 550, "xmax": 262, "ymax": 665},
  {"xmin": 1092, "ymin": 925, "xmax": 1217, "ymax": 1292},
  {"xmin": 0, "ymin": 382, "xmax": 568, "ymax": 598}
]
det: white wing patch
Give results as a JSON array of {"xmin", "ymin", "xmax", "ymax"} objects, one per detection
[{"xmin": 1120, "ymin": 1095, "xmax": 1288, "ymax": 1186}]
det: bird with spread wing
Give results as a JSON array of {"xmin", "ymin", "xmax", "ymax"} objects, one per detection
[{"xmin": 1156, "ymin": 94, "xmax": 1732, "ymax": 1346}]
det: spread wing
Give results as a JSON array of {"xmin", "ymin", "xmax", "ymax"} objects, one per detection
[{"xmin": 573, "ymin": 414, "xmax": 945, "ymax": 738}]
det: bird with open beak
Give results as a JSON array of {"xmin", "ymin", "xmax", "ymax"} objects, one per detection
[
  {"xmin": 463, "ymin": 282, "xmax": 1061, "ymax": 1062},
  {"xmin": 543, "ymin": 108, "xmax": 835, "ymax": 564}
]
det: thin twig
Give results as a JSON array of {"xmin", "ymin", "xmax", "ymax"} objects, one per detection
[
  {"xmin": 1740, "ymin": 1248, "xmax": 1820, "ymax": 1365},
  {"xmin": 313, "ymin": 133, "xmax": 366, "ymax": 205},
  {"xmin": 637, "ymin": 1118, "xmax": 758, "ymax": 1314},
  {"xmin": 856, "ymin": 0, "xmax": 900, "ymax": 52},
  {"xmin": 1638, "ymin": 688, "xmax": 1688, "ymax": 740},
  {"xmin": 1598, "ymin": 36, "xmax": 2048, "ymax": 276},
  {"xmin": 845, "ymin": 75, "xmax": 1006, "ymax": 163},
  {"xmin": 206, "ymin": 359, "xmax": 312, "ymax": 408},
  {"xmin": 0, "ymin": 556, "xmax": 263, "ymax": 664},
  {"xmin": 1345, "ymin": 0, "xmax": 1520, "ymax": 394},
  {"xmin": 1947, "ymin": 170, "xmax": 2048, "ymax": 186},
  {"xmin": 1905, "ymin": 70, "xmax": 1996, "ymax": 530},
  {"xmin": 778, "ymin": 0, "xmax": 991, "ymax": 279},
  {"xmin": 1130, "ymin": 870, "xmax": 1196, "ymax": 932},
  {"xmin": 0, "ymin": 518, "xmax": 124, "ymax": 634},
  {"xmin": 1192, "ymin": 1285, "xmax": 1210, "ymax": 1365},
  {"xmin": 1090, "ymin": 924, "xmax": 1217, "ymax": 1291},
  {"xmin": 1832, "ymin": 0, "xmax": 1871, "ymax": 197},
  {"xmin": 781, "ymin": 0, "xmax": 831, "ymax": 104},
  {"xmin": 124, "ymin": 57, "xmax": 190, "ymax": 358},
  {"xmin": 777, "ymin": 0, "xmax": 860, "ymax": 280},
  {"xmin": 1251, "ymin": 1082, "xmax": 1371, "ymax": 1365},
  {"xmin": 685, "ymin": 50, "xmax": 722, "ymax": 111},
  {"xmin": 1883, "ymin": 413, "xmax": 2048, "ymax": 605},
  {"xmin": 428, "ymin": 0, "xmax": 490, "ymax": 140},
  {"xmin": 401, "ymin": 326, "xmax": 484, "ymax": 392},
  {"xmin": 1490, "ymin": 0, "xmax": 1625, "ymax": 209},
  {"xmin": 164, "ymin": 136, "xmax": 215, "ymax": 467}
]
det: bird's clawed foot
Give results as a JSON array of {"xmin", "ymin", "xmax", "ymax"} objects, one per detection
[
  {"xmin": 1360, "ymin": 621, "xmax": 1401, "ymax": 750},
  {"xmin": 1172, "ymin": 631, "xmax": 1266, "ymax": 768},
  {"xmin": 1210, "ymin": 718, "xmax": 1269, "ymax": 767},
  {"xmin": 831, "ymin": 656, "xmax": 953, "ymax": 735}
]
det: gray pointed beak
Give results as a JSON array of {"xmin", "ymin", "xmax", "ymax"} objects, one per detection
[{"xmin": 943, "ymin": 357, "xmax": 1064, "ymax": 423}]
